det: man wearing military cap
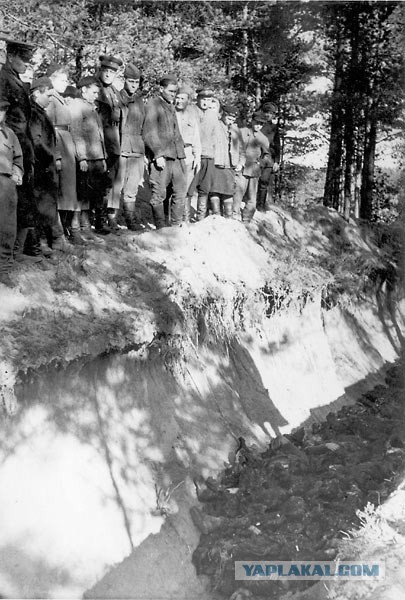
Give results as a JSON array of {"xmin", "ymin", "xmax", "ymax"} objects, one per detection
[
  {"xmin": 143, "ymin": 73, "xmax": 187, "ymax": 229},
  {"xmin": 233, "ymin": 110, "xmax": 270, "ymax": 223},
  {"xmin": 0, "ymin": 99, "xmax": 24, "ymax": 286},
  {"xmin": 188, "ymin": 87, "xmax": 219, "ymax": 221},
  {"xmin": 257, "ymin": 101, "xmax": 280, "ymax": 210},
  {"xmin": 96, "ymin": 54, "xmax": 124, "ymax": 232},
  {"xmin": 174, "ymin": 84, "xmax": 201, "ymax": 222},
  {"xmin": 0, "ymin": 36, "xmax": 39, "ymax": 262},
  {"xmin": 119, "ymin": 63, "xmax": 146, "ymax": 230}
]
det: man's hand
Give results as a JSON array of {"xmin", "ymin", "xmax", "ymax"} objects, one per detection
[
  {"xmin": 234, "ymin": 163, "xmax": 243, "ymax": 173},
  {"xmin": 272, "ymin": 162, "xmax": 280, "ymax": 173},
  {"xmin": 11, "ymin": 173, "xmax": 22, "ymax": 185},
  {"xmin": 79, "ymin": 159, "xmax": 88, "ymax": 172},
  {"xmin": 155, "ymin": 156, "xmax": 166, "ymax": 170},
  {"xmin": 55, "ymin": 158, "xmax": 62, "ymax": 172},
  {"xmin": 101, "ymin": 159, "xmax": 107, "ymax": 173},
  {"xmin": 192, "ymin": 157, "xmax": 201, "ymax": 172}
]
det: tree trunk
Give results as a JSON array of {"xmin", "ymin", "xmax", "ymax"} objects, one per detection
[{"xmin": 360, "ymin": 111, "xmax": 377, "ymax": 220}]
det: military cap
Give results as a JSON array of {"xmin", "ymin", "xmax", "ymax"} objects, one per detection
[
  {"xmin": 251, "ymin": 110, "xmax": 267, "ymax": 123},
  {"xmin": 261, "ymin": 101, "xmax": 277, "ymax": 113},
  {"xmin": 221, "ymin": 104, "xmax": 239, "ymax": 117},
  {"xmin": 159, "ymin": 73, "xmax": 178, "ymax": 87},
  {"xmin": 124, "ymin": 63, "xmax": 141, "ymax": 79},
  {"xmin": 63, "ymin": 85, "xmax": 81, "ymax": 98},
  {"xmin": 177, "ymin": 84, "xmax": 193, "ymax": 96},
  {"xmin": 77, "ymin": 75, "xmax": 99, "ymax": 88},
  {"xmin": 30, "ymin": 76, "xmax": 53, "ymax": 92},
  {"xmin": 99, "ymin": 55, "xmax": 123, "ymax": 71},
  {"xmin": 46, "ymin": 63, "xmax": 68, "ymax": 77},
  {"xmin": 0, "ymin": 37, "xmax": 35, "ymax": 60},
  {"xmin": 0, "ymin": 100, "xmax": 10, "ymax": 110},
  {"xmin": 197, "ymin": 88, "xmax": 215, "ymax": 99}
]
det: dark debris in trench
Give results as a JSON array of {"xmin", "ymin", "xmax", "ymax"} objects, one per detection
[{"xmin": 191, "ymin": 358, "xmax": 405, "ymax": 599}]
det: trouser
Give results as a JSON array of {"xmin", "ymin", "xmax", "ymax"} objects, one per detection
[
  {"xmin": 35, "ymin": 189, "xmax": 64, "ymax": 246},
  {"xmin": 257, "ymin": 164, "xmax": 275, "ymax": 208},
  {"xmin": 77, "ymin": 160, "xmax": 109, "ymax": 212},
  {"xmin": 149, "ymin": 158, "xmax": 187, "ymax": 228},
  {"xmin": 119, "ymin": 154, "xmax": 144, "ymax": 226},
  {"xmin": 0, "ymin": 175, "xmax": 18, "ymax": 274},
  {"xmin": 233, "ymin": 173, "xmax": 259, "ymax": 222},
  {"xmin": 105, "ymin": 153, "xmax": 121, "ymax": 210},
  {"xmin": 189, "ymin": 157, "xmax": 214, "ymax": 222}
]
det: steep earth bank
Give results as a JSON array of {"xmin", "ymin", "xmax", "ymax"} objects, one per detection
[{"xmin": 0, "ymin": 207, "xmax": 403, "ymax": 599}]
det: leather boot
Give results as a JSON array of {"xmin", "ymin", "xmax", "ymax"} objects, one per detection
[
  {"xmin": 196, "ymin": 193, "xmax": 208, "ymax": 221},
  {"xmin": 14, "ymin": 228, "xmax": 43, "ymax": 263},
  {"xmin": 151, "ymin": 203, "xmax": 166, "ymax": 230},
  {"xmin": 223, "ymin": 197, "xmax": 233, "ymax": 218},
  {"xmin": 256, "ymin": 186, "xmax": 267, "ymax": 212},
  {"xmin": 123, "ymin": 202, "xmax": 143, "ymax": 231},
  {"xmin": 210, "ymin": 195, "xmax": 220, "ymax": 215},
  {"xmin": 183, "ymin": 197, "xmax": 191, "ymax": 223},
  {"xmin": 242, "ymin": 206, "xmax": 256, "ymax": 224}
]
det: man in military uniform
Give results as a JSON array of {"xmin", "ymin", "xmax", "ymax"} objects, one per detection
[
  {"xmin": 96, "ymin": 54, "xmax": 124, "ymax": 232},
  {"xmin": 143, "ymin": 73, "xmax": 187, "ymax": 229},
  {"xmin": 119, "ymin": 63, "xmax": 145, "ymax": 231},
  {"xmin": 0, "ymin": 37, "xmax": 41, "ymax": 262},
  {"xmin": 257, "ymin": 101, "xmax": 280, "ymax": 211}
]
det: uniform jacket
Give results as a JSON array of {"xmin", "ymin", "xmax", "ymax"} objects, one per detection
[
  {"xmin": 0, "ymin": 62, "xmax": 35, "ymax": 167},
  {"xmin": 239, "ymin": 127, "xmax": 270, "ymax": 178},
  {"xmin": 29, "ymin": 100, "xmax": 58, "ymax": 191},
  {"xmin": 0, "ymin": 124, "xmax": 23, "ymax": 178},
  {"xmin": 143, "ymin": 95, "xmax": 185, "ymax": 160},
  {"xmin": 96, "ymin": 80, "xmax": 123, "ymax": 157},
  {"xmin": 214, "ymin": 121, "xmax": 245, "ymax": 169},
  {"xmin": 175, "ymin": 106, "xmax": 201, "ymax": 166},
  {"xmin": 194, "ymin": 106, "xmax": 218, "ymax": 158},
  {"xmin": 120, "ymin": 89, "xmax": 145, "ymax": 156},
  {"xmin": 69, "ymin": 98, "xmax": 107, "ymax": 162},
  {"xmin": 261, "ymin": 121, "xmax": 280, "ymax": 163},
  {"xmin": 45, "ymin": 90, "xmax": 74, "ymax": 161}
]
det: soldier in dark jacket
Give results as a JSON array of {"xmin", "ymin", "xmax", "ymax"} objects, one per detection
[
  {"xmin": 143, "ymin": 74, "xmax": 187, "ymax": 229},
  {"xmin": 119, "ymin": 63, "xmax": 145, "ymax": 230},
  {"xmin": 0, "ymin": 37, "xmax": 41, "ymax": 262},
  {"xmin": 96, "ymin": 54, "xmax": 124, "ymax": 232},
  {"xmin": 0, "ymin": 100, "xmax": 24, "ymax": 286},
  {"xmin": 29, "ymin": 77, "xmax": 66, "ymax": 252},
  {"xmin": 257, "ymin": 101, "xmax": 280, "ymax": 211}
]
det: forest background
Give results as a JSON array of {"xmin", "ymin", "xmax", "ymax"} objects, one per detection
[{"xmin": 0, "ymin": 0, "xmax": 403, "ymax": 224}]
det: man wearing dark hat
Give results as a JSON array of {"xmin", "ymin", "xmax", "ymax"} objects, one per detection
[
  {"xmin": 0, "ymin": 99, "xmax": 24, "ymax": 286},
  {"xmin": 233, "ymin": 110, "xmax": 270, "ymax": 223},
  {"xmin": 96, "ymin": 54, "xmax": 124, "ymax": 232},
  {"xmin": 29, "ymin": 76, "xmax": 67, "ymax": 254},
  {"xmin": 69, "ymin": 75, "xmax": 108, "ymax": 240},
  {"xmin": 210, "ymin": 104, "xmax": 245, "ymax": 218},
  {"xmin": 143, "ymin": 73, "xmax": 187, "ymax": 229},
  {"xmin": 188, "ymin": 88, "xmax": 219, "ymax": 221},
  {"xmin": 119, "ymin": 63, "xmax": 145, "ymax": 231},
  {"xmin": 257, "ymin": 101, "xmax": 280, "ymax": 210},
  {"xmin": 174, "ymin": 84, "xmax": 201, "ymax": 222},
  {"xmin": 0, "ymin": 37, "xmax": 40, "ymax": 262}
]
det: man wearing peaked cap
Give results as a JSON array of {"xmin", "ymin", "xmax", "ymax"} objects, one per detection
[
  {"xmin": 119, "ymin": 62, "xmax": 146, "ymax": 231},
  {"xmin": 257, "ymin": 100, "xmax": 280, "ymax": 211},
  {"xmin": 0, "ymin": 98, "xmax": 24, "ymax": 286},
  {"xmin": 96, "ymin": 54, "xmax": 125, "ymax": 233},
  {"xmin": 0, "ymin": 36, "xmax": 39, "ymax": 264}
]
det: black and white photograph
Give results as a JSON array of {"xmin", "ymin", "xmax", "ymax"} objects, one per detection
[{"xmin": 0, "ymin": 1, "xmax": 404, "ymax": 599}]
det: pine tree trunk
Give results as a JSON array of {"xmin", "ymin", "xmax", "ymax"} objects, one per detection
[{"xmin": 360, "ymin": 113, "xmax": 377, "ymax": 220}]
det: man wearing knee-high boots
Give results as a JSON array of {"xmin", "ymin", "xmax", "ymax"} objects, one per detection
[{"xmin": 143, "ymin": 74, "xmax": 187, "ymax": 229}]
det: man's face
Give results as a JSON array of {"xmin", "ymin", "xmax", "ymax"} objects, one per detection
[
  {"xmin": 175, "ymin": 93, "xmax": 188, "ymax": 111},
  {"xmin": 8, "ymin": 53, "xmax": 29, "ymax": 74},
  {"xmin": 82, "ymin": 84, "xmax": 100, "ymax": 104},
  {"xmin": 33, "ymin": 87, "xmax": 52, "ymax": 109},
  {"xmin": 161, "ymin": 83, "xmax": 177, "ymax": 104},
  {"xmin": 252, "ymin": 120, "xmax": 264, "ymax": 133},
  {"xmin": 197, "ymin": 96, "xmax": 211, "ymax": 111},
  {"xmin": 125, "ymin": 77, "xmax": 140, "ymax": 95},
  {"xmin": 264, "ymin": 111, "xmax": 275, "ymax": 123},
  {"xmin": 51, "ymin": 71, "xmax": 69, "ymax": 94},
  {"xmin": 99, "ymin": 66, "xmax": 116, "ymax": 85},
  {"xmin": 223, "ymin": 114, "xmax": 236, "ymax": 127}
]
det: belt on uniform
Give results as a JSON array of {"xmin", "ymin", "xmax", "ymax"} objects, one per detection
[
  {"xmin": 184, "ymin": 143, "xmax": 192, "ymax": 148},
  {"xmin": 55, "ymin": 125, "xmax": 70, "ymax": 131}
]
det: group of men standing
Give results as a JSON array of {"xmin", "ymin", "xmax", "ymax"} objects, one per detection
[{"xmin": 0, "ymin": 37, "xmax": 280, "ymax": 287}]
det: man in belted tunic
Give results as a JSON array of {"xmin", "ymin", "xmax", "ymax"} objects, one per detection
[
  {"xmin": 143, "ymin": 73, "xmax": 187, "ymax": 229},
  {"xmin": 96, "ymin": 54, "xmax": 124, "ymax": 232},
  {"xmin": 257, "ymin": 101, "xmax": 280, "ymax": 210}
]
